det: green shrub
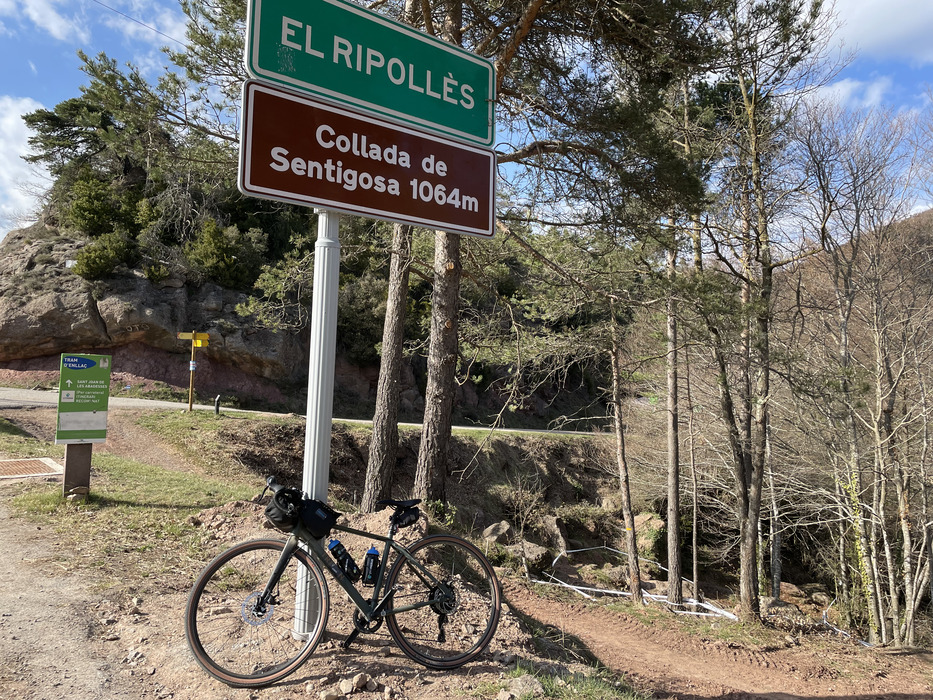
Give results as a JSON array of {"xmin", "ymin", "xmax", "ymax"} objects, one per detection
[
  {"xmin": 144, "ymin": 262, "xmax": 170, "ymax": 283},
  {"xmin": 67, "ymin": 177, "xmax": 114, "ymax": 237},
  {"xmin": 185, "ymin": 220, "xmax": 267, "ymax": 289},
  {"xmin": 65, "ymin": 175, "xmax": 140, "ymax": 237},
  {"xmin": 73, "ymin": 231, "xmax": 139, "ymax": 280},
  {"xmin": 337, "ymin": 270, "xmax": 389, "ymax": 365}
]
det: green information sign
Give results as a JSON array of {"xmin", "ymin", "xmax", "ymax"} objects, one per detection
[
  {"xmin": 244, "ymin": 0, "xmax": 496, "ymax": 146},
  {"xmin": 55, "ymin": 354, "xmax": 112, "ymax": 444}
]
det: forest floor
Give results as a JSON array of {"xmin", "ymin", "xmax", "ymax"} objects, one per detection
[{"xmin": 2, "ymin": 404, "xmax": 933, "ymax": 700}]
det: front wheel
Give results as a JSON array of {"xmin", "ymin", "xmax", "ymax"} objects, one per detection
[
  {"xmin": 385, "ymin": 534, "xmax": 501, "ymax": 669},
  {"xmin": 185, "ymin": 539, "xmax": 329, "ymax": 687}
]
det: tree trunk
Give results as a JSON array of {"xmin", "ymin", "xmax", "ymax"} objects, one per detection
[
  {"xmin": 684, "ymin": 344, "xmax": 701, "ymax": 603},
  {"xmin": 413, "ymin": 230, "xmax": 460, "ymax": 502},
  {"xmin": 610, "ymin": 306, "xmax": 643, "ymax": 605},
  {"xmin": 361, "ymin": 223, "xmax": 413, "ymax": 511},
  {"xmin": 768, "ymin": 461, "xmax": 781, "ymax": 599},
  {"xmin": 666, "ymin": 246, "xmax": 683, "ymax": 606}
]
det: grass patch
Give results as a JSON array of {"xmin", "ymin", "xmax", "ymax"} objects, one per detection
[
  {"xmin": 115, "ymin": 380, "xmax": 193, "ymax": 404},
  {"xmin": 0, "ymin": 417, "xmax": 65, "ymax": 459},
  {"xmin": 7, "ymin": 446, "xmax": 256, "ymax": 594},
  {"xmin": 134, "ymin": 410, "xmax": 274, "ymax": 477},
  {"xmin": 471, "ymin": 659, "xmax": 648, "ymax": 700}
]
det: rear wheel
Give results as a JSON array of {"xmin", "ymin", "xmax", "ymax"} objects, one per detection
[
  {"xmin": 385, "ymin": 534, "xmax": 500, "ymax": 669},
  {"xmin": 185, "ymin": 539, "xmax": 329, "ymax": 687}
]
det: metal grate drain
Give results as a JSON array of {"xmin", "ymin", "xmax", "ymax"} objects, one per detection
[{"xmin": 0, "ymin": 458, "xmax": 63, "ymax": 479}]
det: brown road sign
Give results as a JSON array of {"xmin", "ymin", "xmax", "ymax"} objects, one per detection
[{"xmin": 238, "ymin": 80, "xmax": 495, "ymax": 238}]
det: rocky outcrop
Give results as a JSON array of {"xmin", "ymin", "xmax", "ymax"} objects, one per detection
[{"xmin": 0, "ymin": 223, "xmax": 308, "ymax": 397}]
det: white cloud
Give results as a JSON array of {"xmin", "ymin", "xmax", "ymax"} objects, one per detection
[
  {"xmin": 20, "ymin": 0, "xmax": 90, "ymax": 43},
  {"xmin": 835, "ymin": 1, "xmax": 933, "ymax": 65},
  {"xmin": 101, "ymin": 1, "xmax": 187, "ymax": 51},
  {"xmin": 815, "ymin": 75, "xmax": 894, "ymax": 109},
  {"xmin": 0, "ymin": 96, "xmax": 50, "ymax": 240}
]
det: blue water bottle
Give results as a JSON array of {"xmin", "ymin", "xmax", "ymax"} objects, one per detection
[{"xmin": 328, "ymin": 539, "xmax": 361, "ymax": 582}]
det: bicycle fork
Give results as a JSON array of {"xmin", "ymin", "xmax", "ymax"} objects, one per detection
[{"xmin": 256, "ymin": 535, "xmax": 301, "ymax": 611}]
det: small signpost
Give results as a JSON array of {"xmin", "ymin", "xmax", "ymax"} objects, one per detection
[
  {"xmin": 55, "ymin": 353, "xmax": 112, "ymax": 496},
  {"xmin": 177, "ymin": 332, "xmax": 210, "ymax": 411}
]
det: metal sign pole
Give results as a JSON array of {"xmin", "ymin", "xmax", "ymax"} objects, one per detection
[
  {"xmin": 295, "ymin": 208, "xmax": 340, "ymax": 637},
  {"xmin": 302, "ymin": 209, "xmax": 341, "ymax": 501}
]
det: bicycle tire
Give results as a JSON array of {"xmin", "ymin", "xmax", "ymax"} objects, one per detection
[
  {"xmin": 385, "ymin": 534, "xmax": 501, "ymax": 669},
  {"xmin": 185, "ymin": 539, "xmax": 329, "ymax": 687}
]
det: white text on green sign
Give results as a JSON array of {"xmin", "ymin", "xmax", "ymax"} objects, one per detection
[
  {"xmin": 245, "ymin": 0, "xmax": 495, "ymax": 146},
  {"xmin": 56, "ymin": 354, "xmax": 112, "ymax": 444}
]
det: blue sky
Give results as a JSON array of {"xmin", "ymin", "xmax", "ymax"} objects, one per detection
[{"xmin": 1, "ymin": 0, "xmax": 932, "ymax": 240}]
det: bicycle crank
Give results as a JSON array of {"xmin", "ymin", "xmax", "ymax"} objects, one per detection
[{"xmin": 352, "ymin": 609, "xmax": 384, "ymax": 634}]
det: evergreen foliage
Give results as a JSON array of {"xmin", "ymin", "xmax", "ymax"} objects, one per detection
[{"xmin": 73, "ymin": 230, "xmax": 141, "ymax": 280}]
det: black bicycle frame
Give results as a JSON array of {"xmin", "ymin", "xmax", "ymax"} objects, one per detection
[{"xmin": 259, "ymin": 519, "xmax": 448, "ymax": 625}]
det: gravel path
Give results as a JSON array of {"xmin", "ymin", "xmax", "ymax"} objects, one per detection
[{"xmin": 0, "ymin": 502, "xmax": 132, "ymax": 700}]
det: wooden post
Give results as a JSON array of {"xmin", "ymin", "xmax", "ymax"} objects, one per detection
[
  {"xmin": 62, "ymin": 443, "xmax": 92, "ymax": 498},
  {"xmin": 188, "ymin": 330, "xmax": 196, "ymax": 411},
  {"xmin": 175, "ymin": 332, "xmax": 209, "ymax": 412}
]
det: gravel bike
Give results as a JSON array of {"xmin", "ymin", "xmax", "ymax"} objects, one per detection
[{"xmin": 184, "ymin": 476, "xmax": 501, "ymax": 687}]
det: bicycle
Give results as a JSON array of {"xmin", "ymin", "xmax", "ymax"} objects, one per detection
[{"xmin": 184, "ymin": 476, "xmax": 502, "ymax": 687}]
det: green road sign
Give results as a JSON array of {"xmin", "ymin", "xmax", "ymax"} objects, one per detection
[
  {"xmin": 56, "ymin": 354, "xmax": 112, "ymax": 444},
  {"xmin": 245, "ymin": 0, "xmax": 495, "ymax": 146}
]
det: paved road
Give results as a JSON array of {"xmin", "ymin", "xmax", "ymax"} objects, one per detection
[
  {"xmin": 0, "ymin": 386, "xmax": 226, "ymax": 412},
  {"xmin": 0, "ymin": 387, "xmax": 597, "ymax": 437}
]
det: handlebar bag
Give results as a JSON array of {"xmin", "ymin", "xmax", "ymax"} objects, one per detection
[{"xmin": 264, "ymin": 488, "xmax": 302, "ymax": 533}]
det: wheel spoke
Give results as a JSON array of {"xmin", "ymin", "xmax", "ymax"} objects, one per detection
[
  {"xmin": 385, "ymin": 535, "xmax": 500, "ymax": 669},
  {"xmin": 185, "ymin": 540, "xmax": 329, "ymax": 687}
]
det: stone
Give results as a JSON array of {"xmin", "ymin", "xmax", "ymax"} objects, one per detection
[
  {"xmin": 482, "ymin": 520, "xmax": 511, "ymax": 542},
  {"xmin": 811, "ymin": 591, "xmax": 833, "ymax": 607},
  {"xmin": 504, "ymin": 540, "xmax": 552, "ymax": 574},
  {"xmin": 540, "ymin": 514, "xmax": 569, "ymax": 552},
  {"xmin": 509, "ymin": 675, "xmax": 545, "ymax": 697},
  {"xmin": 338, "ymin": 679, "xmax": 354, "ymax": 694}
]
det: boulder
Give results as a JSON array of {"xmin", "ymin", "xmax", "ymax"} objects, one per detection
[
  {"xmin": 482, "ymin": 520, "xmax": 511, "ymax": 543},
  {"xmin": 540, "ymin": 514, "xmax": 569, "ymax": 553},
  {"xmin": 0, "ymin": 224, "xmax": 307, "ymax": 395},
  {"xmin": 505, "ymin": 540, "xmax": 552, "ymax": 575}
]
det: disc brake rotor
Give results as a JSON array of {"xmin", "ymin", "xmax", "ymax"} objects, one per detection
[{"xmin": 241, "ymin": 591, "xmax": 274, "ymax": 626}]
